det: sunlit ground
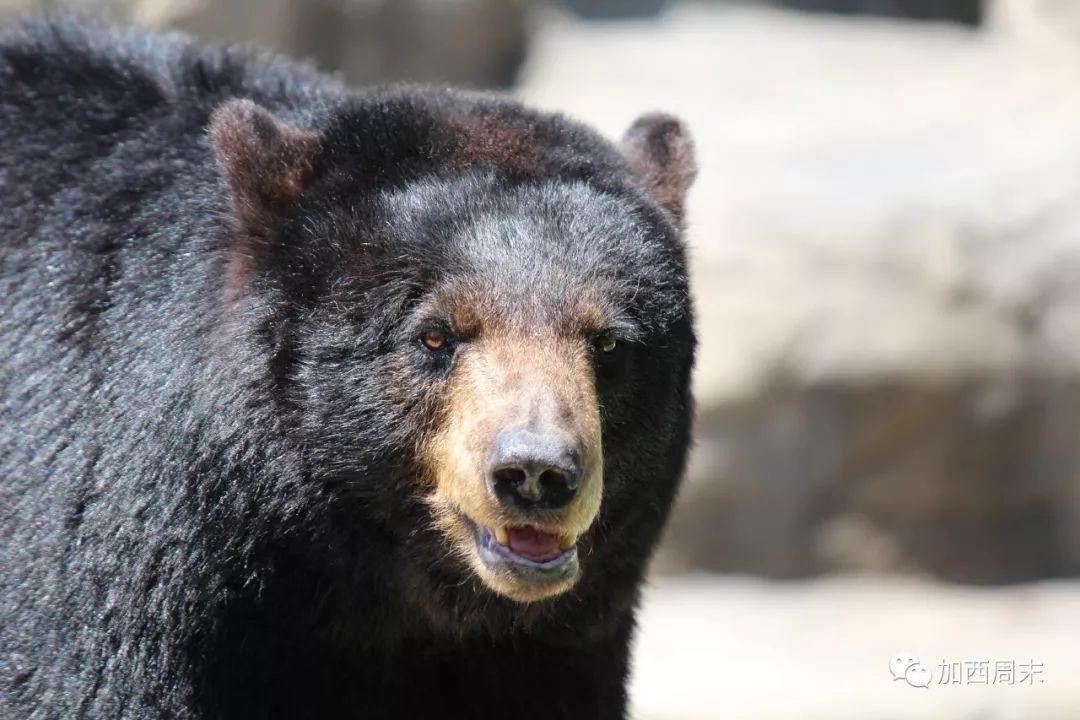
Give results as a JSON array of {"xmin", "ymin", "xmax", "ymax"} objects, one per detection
[{"xmin": 632, "ymin": 575, "xmax": 1080, "ymax": 719}]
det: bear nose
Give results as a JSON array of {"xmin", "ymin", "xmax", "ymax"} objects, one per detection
[{"xmin": 487, "ymin": 429, "xmax": 582, "ymax": 512}]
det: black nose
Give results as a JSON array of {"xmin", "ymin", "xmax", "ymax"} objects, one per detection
[{"xmin": 487, "ymin": 429, "xmax": 582, "ymax": 511}]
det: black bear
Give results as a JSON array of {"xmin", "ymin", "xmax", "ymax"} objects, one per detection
[{"xmin": 0, "ymin": 17, "xmax": 696, "ymax": 719}]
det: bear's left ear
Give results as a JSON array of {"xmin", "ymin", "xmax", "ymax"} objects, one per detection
[
  {"xmin": 620, "ymin": 113, "xmax": 696, "ymax": 223},
  {"xmin": 211, "ymin": 98, "xmax": 322, "ymax": 237}
]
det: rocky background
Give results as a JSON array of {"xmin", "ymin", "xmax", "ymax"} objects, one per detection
[{"xmin": 3, "ymin": 0, "xmax": 1079, "ymax": 716}]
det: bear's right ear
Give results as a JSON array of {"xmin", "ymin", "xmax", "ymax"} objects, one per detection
[
  {"xmin": 620, "ymin": 113, "xmax": 696, "ymax": 225},
  {"xmin": 211, "ymin": 98, "xmax": 321, "ymax": 237}
]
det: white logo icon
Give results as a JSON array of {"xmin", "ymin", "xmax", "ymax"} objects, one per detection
[
  {"xmin": 890, "ymin": 652, "xmax": 931, "ymax": 688},
  {"xmin": 905, "ymin": 663, "xmax": 932, "ymax": 688}
]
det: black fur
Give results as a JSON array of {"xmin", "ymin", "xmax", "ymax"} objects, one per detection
[{"xmin": 0, "ymin": 18, "xmax": 695, "ymax": 719}]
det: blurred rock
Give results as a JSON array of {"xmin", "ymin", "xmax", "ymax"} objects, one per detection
[
  {"xmin": 0, "ymin": 0, "xmax": 528, "ymax": 87},
  {"xmin": 990, "ymin": 0, "xmax": 1080, "ymax": 51},
  {"xmin": 657, "ymin": 380, "xmax": 1080, "ymax": 582},
  {"xmin": 778, "ymin": 0, "xmax": 983, "ymax": 25},
  {"xmin": 554, "ymin": 0, "xmax": 668, "ymax": 20},
  {"xmin": 518, "ymin": 4, "xmax": 1080, "ymax": 582}
]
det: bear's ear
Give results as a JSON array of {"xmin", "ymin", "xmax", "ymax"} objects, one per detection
[
  {"xmin": 210, "ymin": 98, "xmax": 321, "ymax": 237},
  {"xmin": 620, "ymin": 113, "xmax": 696, "ymax": 223}
]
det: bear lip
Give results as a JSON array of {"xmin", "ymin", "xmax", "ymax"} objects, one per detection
[
  {"xmin": 503, "ymin": 525, "xmax": 564, "ymax": 562},
  {"xmin": 472, "ymin": 523, "xmax": 577, "ymax": 571}
]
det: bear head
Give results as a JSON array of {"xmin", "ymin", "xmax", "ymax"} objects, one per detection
[{"xmin": 209, "ymin": 90, "xmax": 696, "ymax": 627}]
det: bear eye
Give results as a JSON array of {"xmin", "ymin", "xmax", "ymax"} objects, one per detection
[
  {"xmin": 420, "ymin": 329, "xmax": 449, "ymax": 351},
  {"xmin": 595, "ymin": 332, "xmax": 618, "ymax": 354}
]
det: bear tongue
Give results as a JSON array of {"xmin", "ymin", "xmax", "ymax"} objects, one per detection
[{"xmin": 506, "ymin": 526, "xmax": 563, "ymax": 561}]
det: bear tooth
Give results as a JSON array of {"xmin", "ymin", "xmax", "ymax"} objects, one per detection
[
  {"xmin": 559, "ymin": 534, "xmax": 576, "ymax": 551},
  {"xmin": 494, "ymin": 527, "xmax": 509, "ymax": 546}
]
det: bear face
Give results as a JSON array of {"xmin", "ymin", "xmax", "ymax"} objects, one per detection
[{"xmin": 211, "ymin": 92, "xmax": 696, "ymax": 612}]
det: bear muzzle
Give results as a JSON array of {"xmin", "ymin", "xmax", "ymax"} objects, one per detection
[{"xmin": 424, "ymin": 333, "xmax": 604, "ymax": 602}]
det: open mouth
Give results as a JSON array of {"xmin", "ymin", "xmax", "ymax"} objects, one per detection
[{"xmin": 464, "ymin": 517, "xmax": 580, "ymax": 590}]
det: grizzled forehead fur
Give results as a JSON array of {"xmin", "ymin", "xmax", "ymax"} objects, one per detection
[{"xmin": 370, "ymin": 175, "xmax": 688, "ymax": 337}]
